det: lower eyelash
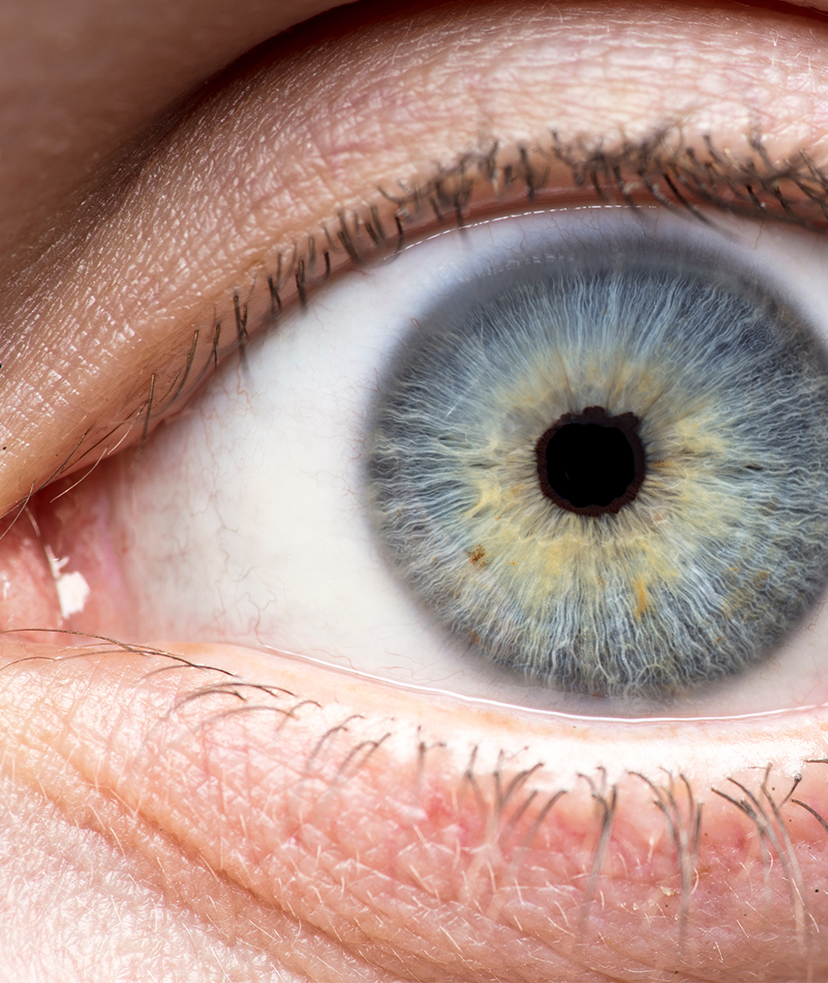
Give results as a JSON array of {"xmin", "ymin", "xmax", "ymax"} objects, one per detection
[{"xmin": 366, "ymin": 243, "xmax": 828, "ymax": 700}]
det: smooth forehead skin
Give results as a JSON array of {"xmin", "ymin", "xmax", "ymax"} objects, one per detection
[{"xmin": 7, "ymin": 1, "xmax": 828, "ymax": 982}]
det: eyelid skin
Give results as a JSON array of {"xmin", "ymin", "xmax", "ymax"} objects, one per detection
[
  {"xmin": 4, "ymin": 641, "xmax": 828, "ymax": 983},
  {"xmin": 0, "ymin": 0, "xmax": 338, "ymax": 283},
  {"xmin": 7, "ymin": 1, "xmax": 828, "ymax": 980},
  {"xmin": 3, "ymin": 0, "xmax": 828, "ymax": 516}
]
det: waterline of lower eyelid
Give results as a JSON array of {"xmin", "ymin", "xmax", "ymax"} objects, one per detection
[{"xmin": 255, "ymin": 642, "xmax": 828, "ymax": 725}]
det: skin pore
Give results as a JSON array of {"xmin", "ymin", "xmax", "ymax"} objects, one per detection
[{"xmin": 6, "ymin": 0, "xmax": 828, "ymax": 980}]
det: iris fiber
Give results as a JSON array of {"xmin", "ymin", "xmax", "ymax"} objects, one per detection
[{"xmin": 366, "ymin": 248, "xmax": 828, "ymax": 698}]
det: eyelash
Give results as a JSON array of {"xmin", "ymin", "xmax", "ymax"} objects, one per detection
[{"xmin": 49, "ymin": 126, "xmax": 828, "ymax": 493}]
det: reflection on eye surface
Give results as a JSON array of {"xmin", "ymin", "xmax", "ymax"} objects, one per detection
[{"xmin": 12, "ymin": 2, "xmax": 828, "ymax": 982}]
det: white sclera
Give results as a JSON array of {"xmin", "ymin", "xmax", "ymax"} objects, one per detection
[{"xmin": 115, "ymin": 205, "xmax": 828, "ymax": 717}]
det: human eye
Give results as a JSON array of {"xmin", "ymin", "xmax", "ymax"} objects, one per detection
[
  {"xmin": 105, "ymin": 204, "xmax": 828, "ymax": 718},
  {"xmin": 5, "ymin": 2, "xmax": 828, "ymax": 982}
]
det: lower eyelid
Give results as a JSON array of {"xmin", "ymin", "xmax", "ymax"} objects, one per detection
[{"xmin": 4, "ymin": 638, "xmax": 828, "ymax": 982}]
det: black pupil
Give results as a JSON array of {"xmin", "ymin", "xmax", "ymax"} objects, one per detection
[
  {"xmin": 546, "ymin": 422, "xmax": 635, "ymax": 508},
  {"xmin": 535, "ymin": 405, "xmax": 645, "ymax": 516}
]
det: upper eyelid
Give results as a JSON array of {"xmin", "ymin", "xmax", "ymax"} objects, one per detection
[
  {"xmin": 4, "ymin": 1, "xmax": 828, "ymax": 518},
  {"xmin": 259, "ymin": 127, "xmax": 828, "ymax": 324},
  {"xmin": 97, "ymin": 131, "xmax": 828, "ymax": 430}
]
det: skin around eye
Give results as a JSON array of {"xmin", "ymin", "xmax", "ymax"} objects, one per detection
[{"xmin": 8, "ymin": 2, "xmax": 828, "ymax": 982}]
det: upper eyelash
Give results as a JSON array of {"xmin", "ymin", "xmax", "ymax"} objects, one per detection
[
  {"xmin": 50, "ymin": 125, "xmax": 828, "ymax": 488},
  {"xmin": 253, "ymin": 126, "xmax": 828, "ymax": 312}
]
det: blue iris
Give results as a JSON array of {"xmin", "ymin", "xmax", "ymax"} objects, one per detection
[{"xmin": 366, "ymin": 246, "xmax": 828, "ymax": 699}]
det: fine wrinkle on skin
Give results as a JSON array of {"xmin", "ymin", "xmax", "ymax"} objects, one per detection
[
  {"xmin": 4, "ymin": 1, "xmax": 828, "ymax": 980},
  {"xmin": 0, "ymin": 777, "xmax": 302, "ymax": 983},
  {"xmin": 0, "ymin": 0, "xmax": 340, "ymax": 283}
]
